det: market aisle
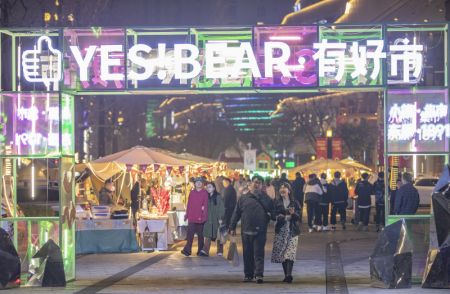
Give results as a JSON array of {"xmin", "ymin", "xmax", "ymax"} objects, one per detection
[{"xmin": 4, "ymin": 223, "xmax": 447, "ymax": 293}]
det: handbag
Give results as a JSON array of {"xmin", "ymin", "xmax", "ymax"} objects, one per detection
[
  {"xmin": 226, "ymin": 236, "xmax": 240, "ymax": 267},
  {"xmin": 275, "ymin": 216, "xmax": 286, "ymax": 234}
]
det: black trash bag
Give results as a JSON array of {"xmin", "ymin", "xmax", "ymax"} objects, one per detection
[
  {"xmin": 422, "ymin": 165, "xmax": 450, "ymax": 289},
  {"xmin": 370, "ymin": 219, "xmax": 412, "ymax": 289},
  {"xmin": 29, "ymin": 239, "xmax": 66, "ymax": 287},
  {"xmin": 0, "ymin": 228, "xmax": 20, "ymax": 289}
]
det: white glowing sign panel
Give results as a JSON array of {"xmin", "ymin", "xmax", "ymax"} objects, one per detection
[
  {"xmin": 387, "ymin": 90, "xmax": 449, "ymax": 153},
  {"xmin": 21, "ymin": 36, "xmax": 425, "ymax": 87},
  {"xmin": 21, "ymin": 36, "xmax": 62, "ymax": 88}
]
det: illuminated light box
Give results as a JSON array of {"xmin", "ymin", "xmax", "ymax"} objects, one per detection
[
  {"xmin": 16, "ymin": 32, "xmax": 62, "ymax": 92},
  {"xmin": 387, "ymin": 89, "xmax": 449, "ymax": 153},
  {"xmin": 63, "ymin": 28, "xmax": 126, "ymax": 90},
  {"xmin": 386, "ymin": 24, "xmax": 447, "ymax": 87},
  {"xmin": 126, "ymin": 28, "xmax": 191, "ymax": 89},
  {"xmin": 253, "ymin": 26, "xmax": 317, "ymax": 88},
  {"xmin": 0, "ymin": 93, "xmax": 73, "ymax": 156},
  {"xmin": 190, "ymin": 28, "xmax": 253, "ymax": 88},
  {"xmin": 317, "ymin": 25, "xmax": 383, "ymax": 87}
]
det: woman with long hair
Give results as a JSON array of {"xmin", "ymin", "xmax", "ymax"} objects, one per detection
[
  {"xmin": 203, "ymin": 182, "xmax": 225, "ymax": 256},
  {"xmin": 271, "ymin": 182, "xmax": 301, "ymax": 283}
]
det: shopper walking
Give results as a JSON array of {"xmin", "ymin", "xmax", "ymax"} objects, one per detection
[
  {"xmin": 318, "ymin": 173, "xmax": 330, "ymax": 231},
  {"xmin": 304, "ymin": 174, "xmax": 323, "ymax": 233},
  {"xmin": 229, "ymin": 175, "xmax": 275, "ymax": 284},
  {"xmin": 222, "ymin": 177, "xmax": 237, "ymax": 229},
  {"xmin": 328, "ymin": 171, "xmax": 349, "ymax": 230},
  {"xmin": 203, "ymin": 182, "xmax": 225, "ymax": 256},
  {"xmin": 355, "ymin": 173, "xmax": 373, "ymax": 231},
  {"xmin": 373, "ymin": 172, "xmax": 386, "ymax": 232},
  {"xmin": 181, "ymin": 177, "xmax": 209, "ymax": 257},
  {"xmin": 393, "ymin": 172, "xmax": 420, "ymax": 215},
  {"xmin": 292, "ymin": 172, "xmax": 305, "ymax": 220},
  {"xmin": 271, "ymin": 182, "xmax": 301, "ymax": 283}
]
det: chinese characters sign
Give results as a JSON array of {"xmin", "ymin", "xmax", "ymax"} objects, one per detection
[
  {"xmin": 0, "ymin": 93, "xmax": 74, "ymax": 156},
  {"xmin": 16, "ymin": 25, "xmax": 437, "ymax": 90},
  {"xmin": 387, "ymin": 89, "xmax": 449, "ymax": 153},
  {"xmin": 317, "ymin": 25, "xmax": 384, "ymax": 86}
]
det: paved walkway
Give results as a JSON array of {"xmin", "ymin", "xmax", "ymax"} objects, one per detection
[{"xmin": 3, "ymin": 223, "xmax": 448, "ymax": 294}]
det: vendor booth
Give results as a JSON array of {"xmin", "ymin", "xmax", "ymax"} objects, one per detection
[{"xmin": 74, "ymin": 146, "xmax": 225, "ymax": 253}]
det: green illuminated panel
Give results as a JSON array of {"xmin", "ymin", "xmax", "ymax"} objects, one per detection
[
  {"xmin": 318, "ymin": 25, "xmax": 383, "ymax": 87},
  {"xmin": 285, "ymin": 161, "xmax": 295, "ymax": 168},
  {"xmin": 191, "ymin": 28, "xmax": 252, "ymax": 89},
  {"xmin": 61, "ymin": 94, "xmax": 75, "ymax": 156}
]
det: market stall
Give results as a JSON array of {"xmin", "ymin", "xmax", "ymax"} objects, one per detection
[{"xmin": 74, "ymin": 146, "xmax": 226, "ymax": 252}]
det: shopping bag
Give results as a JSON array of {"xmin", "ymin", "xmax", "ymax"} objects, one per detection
[
  {"xmin": 217, "ymin": 225, "xmax": 228, "ymax": 244},
  {"xmin": 226, "ymin": 237, "xmax": 239, "ymax": 267},
  {"xmin": 173, "ymin": 226, "xmax": 187, "ymax": 241}
]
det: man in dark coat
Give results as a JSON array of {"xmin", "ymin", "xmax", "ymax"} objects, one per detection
[
  {"xmin": 291, "ymin": 172, "xmax": 305, "ymax": 209},
  {"xmin": 229, "ymin": 175, "xmax": 275, "ymax": 284},
  {"xmin": 394, "ymin": 172, "xmax": 420, "ymax": 215},
  {"xmin": 355, "ymin": 173, "xmax": 373, "ymax": 231},
  {"xmin": 222, "ymin": 177, "xmax": 237, "ymax": 229},
  {"xmin": 373, "ymin": 172, "xmax": 386, "ymax": 231},
  {"xmin": 328, "ymin": 171, "xmax": 349, "ymax": 230}
]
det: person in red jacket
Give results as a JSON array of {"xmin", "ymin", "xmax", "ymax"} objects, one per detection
[{"xmin": 181, "ymin": 177, "xmax": 209, "ymax": 257}]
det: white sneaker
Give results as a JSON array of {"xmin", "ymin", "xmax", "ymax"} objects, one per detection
[
  {"xmin": 322, "ymin": 226, "xmax": 329, "ymax": 231},
  {"xmin": 312, "ymin": 225, "xmax": 317, "ymax": 230},
  {"xmin": 316, "ymin": 226, "xmax": 322, "ymax": 232},
  {"xmin": 217, "ymin": 252, "xmax": 223, "ymax": 257},
  {"xmin": 308, "ymin": 228, "xmax": 314, "ymax": 233}
]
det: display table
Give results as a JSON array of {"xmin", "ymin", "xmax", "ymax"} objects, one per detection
[
  {"xmin": 76, "ymin": 219, "xmax": 138, "ymax": 254},
  {"xmin": 137, "ymin": 212, "xmax": 178, "ymax": 251}
]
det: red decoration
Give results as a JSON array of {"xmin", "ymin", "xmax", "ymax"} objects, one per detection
[
  {"xmin": 154, "ymin": 164, "xmax": 160, "ymax": 172},
  {"xmin": 316, "ymin": 137, "xmax": 327, "ymax": 159},
  {"xmin": 332, "ymin": 137, "xmax": 343, "ymax": 160},
  {"xmin": 179, "ymin": 166, "xmax": 185, "ymax": 174},
  {"xmin": 150, "ymin": 187, "xmax": 170, "ymax": 216}
]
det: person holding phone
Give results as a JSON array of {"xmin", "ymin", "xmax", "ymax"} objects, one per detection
[{"xmin": 271, "ymin": 182, "xmax": 301, "ymax": 283}]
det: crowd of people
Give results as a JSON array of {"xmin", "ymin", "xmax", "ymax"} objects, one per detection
[{"xmin": 179, "ymin": 169, "xmax": 420, "ymax": 284}]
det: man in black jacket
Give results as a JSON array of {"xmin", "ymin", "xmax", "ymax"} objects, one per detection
[
  {"xmin": 373, "ymin": 172, "xmax": 386, "ymax": 231},
  {"xmin": 292, "ymin": 172, "xmax": 305, "ymax": 209},
  {"xmin": 394, "ymin": 172, "xmax": 419, "ymax": 215},
  {"xmin": 328, "ymin": 171, "xmax": 349, "ymax": 230},
  {"xmin": 355, "ymin": 173, "xmax": 373, "ymax": 231},
  {"xmin": 222, "ymin": 177, "xmax": 237, "ymax": 228},
  {"xmin": 229, "ymin": 175, "xmax": 275, "ymax": 284}
]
